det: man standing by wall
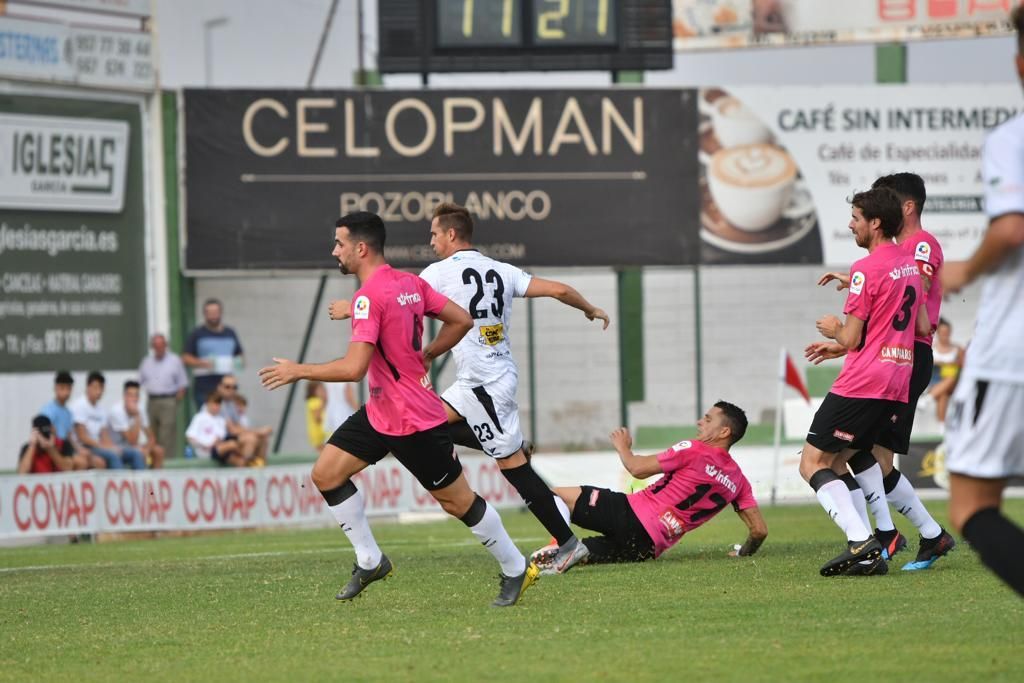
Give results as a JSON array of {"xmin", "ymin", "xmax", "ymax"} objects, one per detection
[
  {"xmin": 183, "ymin": 299, "xmax": 244, "ymax": 408},
  {"xmin": 138, "ymin": 333, "xmax": 188, "ymax": 459}
]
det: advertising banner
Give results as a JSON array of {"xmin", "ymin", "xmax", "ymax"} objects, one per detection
[
  {"xmin": 673, "ymin": 0, "xmax": 1018, "ymax": 51},
  {"xmin": 0, "ymin": 457, "xmax": 522, "ymax": 539},
  {"xmin": 0, "ymin": 94, "xmax": 148, "ymax": 372},
  {"xmin": 182, "ymin": 89, "xmax": 701, "ymax": 270}
]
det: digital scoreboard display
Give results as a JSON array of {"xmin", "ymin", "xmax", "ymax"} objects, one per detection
[{"xmin": 380, "ymin": 0, "xmax": 671, "ymax": 73}]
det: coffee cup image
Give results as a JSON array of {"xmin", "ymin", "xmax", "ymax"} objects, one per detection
[
  {"xmin": 709, "ymin": 96, "xmax": 773, "ymax": 148},
  {"xmin": 707, "ymin": 143, "xmax": 801, "ymax": 232}
]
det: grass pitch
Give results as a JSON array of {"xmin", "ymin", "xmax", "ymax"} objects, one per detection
[{"xmin": 2, "ymin": 501, "xmax": 1022, "ymax": 682}]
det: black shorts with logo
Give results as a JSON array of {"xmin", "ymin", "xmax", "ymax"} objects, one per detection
[
  {"xmin": 807, "ymin": 393, "xmax": 901, "ymax": 454},
  {"xmin": 327, "ymin": 406, "xmax": 463, "ymax": 491},
  {"xmin": 876, "ymin": 342, "xmax": 933, "ymax": 454},
  {"xmin": 571, "ymin": 486, "xmax": 655, "ymax": 563}
]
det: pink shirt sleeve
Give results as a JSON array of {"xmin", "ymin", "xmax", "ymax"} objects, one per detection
[
  {"xmin": 419, "ymin": 278, "xmax": 449, "ymax": 317},
  {"xmin": 350, "ymin": 292, "xmax": 382, "ymax": 345},
  {"xmin": 843, "ymin": 264, "xmax": 873, "ymax": 321},
  {"xmin": 732, "ymin": 475, "xmax": 758, "ymax": 511},
  {"xmin": 655, "ymin": 443, "xmax": 691, "ymax": 474},
  {"xmin": 912, "ymin": 234, "xmax": 942, "ymax": 278}
]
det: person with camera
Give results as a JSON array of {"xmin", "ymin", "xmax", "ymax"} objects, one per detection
[{"xmin": 17, "ymin": 415, "xmax": 89, "ymax": 474}]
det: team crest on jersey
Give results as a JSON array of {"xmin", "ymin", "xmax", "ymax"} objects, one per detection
[
  {"xmin": 353, "ymin": 295, "xmax": 370, "ymax": 320},
  {"xmin": 671, "ymin": 440, "xmax": 692, "ymax": 452},
  {"xmin": 849, "ymin": 271, "xmax": 865, "ymax": 295},
  {"xmin": 479, "ymin": 323, "xmax": 505, "ymax": 346},
  {"xmin": 915, "ymin": 241, "xmax": 931, "ymax": 262}
]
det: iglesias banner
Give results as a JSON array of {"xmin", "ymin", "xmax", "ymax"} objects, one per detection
[{"xmin": 0, "ymin": 93, "xmax": 148, "ymax": 372}]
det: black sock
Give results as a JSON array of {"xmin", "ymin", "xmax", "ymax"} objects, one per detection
[
  {"xmin": 962, "ymin": 507, "xmax": 1024, "ymax": 597},
  {"xmin": 840, "ymin": 473, "xmax": 861, "ymax": 491},
  {"xmin": 848, "ymin": 449, "xmax": 876, "ymax": 474},
  {"xmin": 882, "ymin": 468, "xmax": 902, "ymax": 495},
  {"xmin": 501, "ymin": 463, "xmax": 574, "ymax": 545},
  {"xmin": 449, "ymin": 421, "xmax": 483, "ymax": 451}
]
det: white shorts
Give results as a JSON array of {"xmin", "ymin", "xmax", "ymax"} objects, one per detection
[
  {"xmin": 945, "ymin": 376, "xmax": 1024, "ymax": 479},
  {"xmin": 441, "ymin": 374, "xmax": 524, "ymax": 459}
]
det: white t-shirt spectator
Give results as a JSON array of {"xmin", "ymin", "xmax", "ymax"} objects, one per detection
[
  {"xmin": 109, "ymin": 402, "xmax": 149, "ymax": 447},
  {"xmin": 185, "ymin": 408, "xmax": 227, "ymax": 457},
  {"xmin": 70, "ymin": 396, "xmax": 109, "ymax": 442}
]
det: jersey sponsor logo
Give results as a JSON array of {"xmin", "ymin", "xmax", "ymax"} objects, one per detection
[
  {"xmin": 833, "ymin": 429, "xmax": 854, "ymax": 442},
  {"xmin": 921, "ymin": 262, "xmax": 934, "ymax": 277},
  {"xmin": 478, "ymin": 322, "xmax": 505, "ymax": 346},
  {"xmin": 849, "ymin": 271, "xmax": 865, "ymax": 295},
  {"xmin": 888, "ymin": 264, "xmax": 919, "ymax": 281},
  {"xmin": 704, "ymin": 464, "xmax": 738, "ymax": 494},
  {"xmin": 879, "ymin": 344, "xmax": 914, "ymax": 365},
  {"xmin": 353, "ymin": 295, "xmax": 370, "ymax": 320},
  {"xmin": 914, "ymin": 241, "xmax": 931, "ymax": 262},
  {"xmin": 658, "ymin": 509, "xmax": 685, "ymax": 541},
  {"xmin": 419, "ymin": 374, "xmax": 433, "ymax": 389},
  {"xmin": 671, "ymin": 440, "xmax": 692, "ymax": 452},
  {"xmin": 396, "ymin": 292, "xmax": 422, "ymax": 306}
]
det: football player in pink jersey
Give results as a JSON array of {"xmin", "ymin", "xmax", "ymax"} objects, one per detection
[
  {"xmin": 799, "ymin": 187, "xmax": 925, "ymax": 577},
  {"xmin": 811, "ymin": 173, "xmax": 955, "ymax": 570},
  {"xmin": 260, "ymin": 212, "xmax": 539, "ymax": 607},
  {"xmin": 530, "ymin": 402, "xmax": 767, "ymax": 569}
]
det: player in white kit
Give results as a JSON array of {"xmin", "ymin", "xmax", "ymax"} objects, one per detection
[
  {"xmin": 940, "ymin": 6, "xmax": 1024, "ymax": 598},
  {"xmin": 420, "ymin": 202, "xmax": 610, "ymax": 575}
]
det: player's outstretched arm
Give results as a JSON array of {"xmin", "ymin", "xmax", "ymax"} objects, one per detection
[
  {"xmin": 327, "ymin": 299, "xmax": 351, "ymax": 321},
  {"xmin": 610, "ymin": 427, "xmax": 662, "ymax": 479},
  {"xmin": 258, "ymin": 343, "xmax": 375, "ymax": 390},
  {"xmin": 524, "ymin": 277, "xmax": 610, "ymax": 329},
  {"xmin": 804, "ymin": 341, "xmax": 846, "ymax": 365},
  {"xmin": 423, "ymin": 300, "xmax": 473, "ymax": 366},
  {"xmin": 943, "ymin": 213, "xmax": 1024, "ymax": 292},
  {"xmin": 728, "ymin": 506, "xmax": 768, "ymax": 557},
  {"xmin": 817, "ymin": 271, "xmax": 850, "ymax": 291}
]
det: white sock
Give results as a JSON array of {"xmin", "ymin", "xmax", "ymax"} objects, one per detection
[
  {"xmin": 327, "ymin": 489, "xmax": 383, "ymax": 570},
  {"xmin": 888, "ymin": 472, "xmax": 942, "ymax": 539},
  {"xmin": 853, "ymin": 463, "xmax": 895, "ymax": 532},
  {"xmin": 470, "ymin": 502, "xmax": 526, "ymax": 577},
  {"xmin": 848, "ymin": 486, "xmax": 871, "ymax": 532},
  {"xmin": 816, "ymin": 480, "xmax": 871, "ymax": 542},
  {"xmin": 553, "ymin": 495, "xmax": 571, "ymax": 527}
]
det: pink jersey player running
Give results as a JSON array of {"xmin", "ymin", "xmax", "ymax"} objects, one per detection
[
  {"xmin": 531, "ymin": 401, "xmax": 767, "ymax": 569},
  {"xmin": 259, "ymin": 211, "xmax": 539, "ymax": 607}
]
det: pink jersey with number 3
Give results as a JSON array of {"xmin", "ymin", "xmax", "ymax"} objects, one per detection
[
  {"xmin": 830, "ymin": 243, "xmax": 923, "ymax": 403},
  {"xmin": 350, "ymin": 265, "xmax": 450, "ymax": 436},
  {"xmin": 898, "ymin": 229, "xmax": 943, "ymax": 345},
  {"xmin": 627, "ymin": 439, "xmax": 757, "ymax": 558}
]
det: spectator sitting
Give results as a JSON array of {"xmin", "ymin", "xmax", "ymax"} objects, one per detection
[
  {"xmin": 70, "ymin": 371, "xmax": 146, "ymax": 470},
  {"xmin": 110, "ymin": 380, "xmax": 165, "ymax": 469},
  {"xmin": 234, "ymin": 393, "xmax": 251, "ymax": 428},
  {"xmin": 185, "ymin": 391, "xmax": 246, "ymax": 467},
  {"xmin": 305, "ymin": 381, "xmax": 328, "ymax": 450},
  {"xmin": 18, "ymin": 415, "xmax": 89, "ymax": 474},
  {"xmin": 217, "ymin": 375, "xmax": 270, "ymax": 466},
  {"xmin": 40, "ymin": 370, "xmax": 102, "ymax": 469}
]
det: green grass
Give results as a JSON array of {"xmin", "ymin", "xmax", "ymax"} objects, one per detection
[{"xmin": 2, "ymin": 502, "xmax": 1022, "ymax": 682}]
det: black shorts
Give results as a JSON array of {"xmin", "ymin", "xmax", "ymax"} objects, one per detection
[
  {"xmin": 211, "ymin": 435, "xmax": 238, "ymax": 465},
  {"xmin": 806, "ymin": 393, "xmax": 901, "ymax": 453},
  {"xmin": 571, "ymin": 486, "xmax": 655, "ymax": 562},
  {"xmin": 327, "ymin": 406, "xmax": 463, "ymax": 491},
  {"xmin": 876, "ymin": 342, "xmax": 933, "ymax": 454}
]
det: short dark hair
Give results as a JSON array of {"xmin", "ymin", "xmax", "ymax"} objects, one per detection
[
  {"xmin": 714, "ymin": 400, "xmax": 748, "ymax": 446},
  {"xmin": 1014, "ymin": 6, "xmax": 1023, "ymax": 55},
  {"xmin": 336, "ymin": 211, "xmax": 386, "ymax": 254},
  {"xmin": 851, "ymin": 187, "xmax": 904, "ymax": 239},
  {"xmin": 938, "ymin": 317, "xmax": 951, "ymax": 328},
  {"xmin": 124, "ymin": 380, "xmax": 140, "ymax": 392},
  {"xmin": 86, "ymin": 371, "xmax": 105, "ymax": 386},
  {"xmin": 206, "ymin": 391, "xmax": 223, "ymax": 404},
  {"xmin": 432, "ymin": 202, "xmax": 474, "ymax": 242},
  {"xmin": 55, "ymin": 370, "xmax": 73, "ymax": 385},
  {"xmin": 872, "ymin": 173, "xmax": 926, "ymax": 216},
  {"xmin": 203, "ymin": 298, "xmax": 222, "ymax": 310}
]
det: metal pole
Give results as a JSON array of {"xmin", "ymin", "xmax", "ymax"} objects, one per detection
[
  {"xmin": 271, "ymin": 0, "xmax": 341, "ymax": 453},
  {"xmin": 693, "ymin": 264, "xmax": 704, "ymax": 420},
  {"xmin": 527, "ymin": 297, "xmax": 538, "ymax": 444},
  {"xmin": 770, "ymin": 348, "xmax": 785, "ymax": 506}
]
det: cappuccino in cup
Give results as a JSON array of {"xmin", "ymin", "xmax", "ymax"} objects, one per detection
[
  {"xmin": 707, "ymin": 144, "xmax": 797, "ymax": 231},
  {"xmin": 710, "ymin": 96, "xmax": 773, "ymax": 148}
]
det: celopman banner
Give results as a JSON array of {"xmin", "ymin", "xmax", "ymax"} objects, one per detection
[
  {"xmin": 183, "ymin": 89, "xmax": 701, "ymax": 270},
  {"xmin": 0, "ymin": 94, "xmax": 148, "ymax": 372}
]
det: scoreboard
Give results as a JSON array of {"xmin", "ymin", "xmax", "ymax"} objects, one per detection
[{"xmin": 378, "ymin": 0, "xmax": 672, "ymax": 73}]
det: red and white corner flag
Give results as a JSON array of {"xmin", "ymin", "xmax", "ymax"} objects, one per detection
[{"xmin": 781, "ymin": 348, "xmax": 810, "ymax": 404}]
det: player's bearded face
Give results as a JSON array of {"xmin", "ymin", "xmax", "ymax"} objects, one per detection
[
  {"xmin": 849, "ymin": 208, "xmax": 871, "ymax": 248},
  {"xmin": 334, "ymin": 228, "xmax": 353, "ymax": 274}
]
